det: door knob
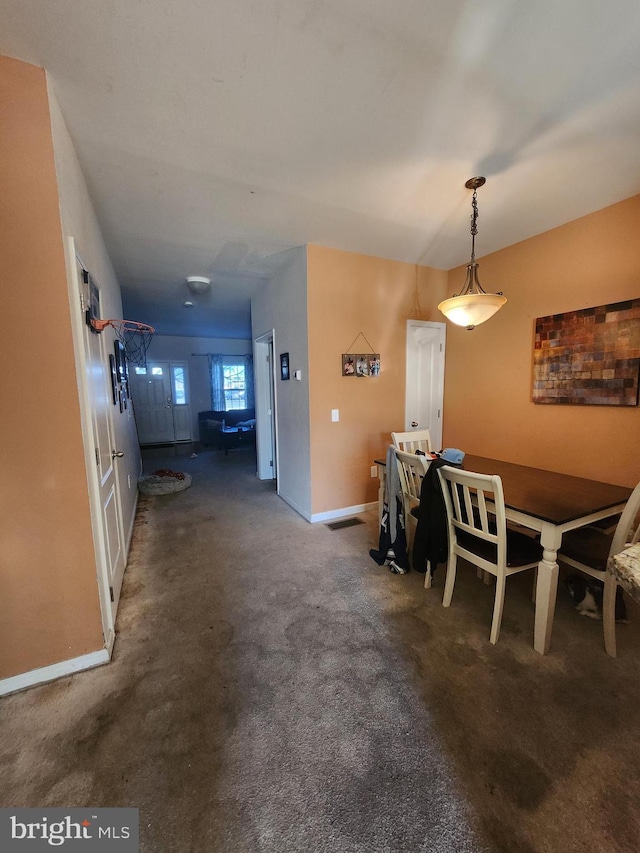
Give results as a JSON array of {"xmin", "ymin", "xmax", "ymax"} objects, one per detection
[
  {"xmin": 112, "ymin": 450, "xmax": 124, "ymax": 459},
  {"xmin": 411, "ymin": 421, "xmax": 418, "ymax": 427}
]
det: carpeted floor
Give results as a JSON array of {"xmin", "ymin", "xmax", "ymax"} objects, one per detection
[{"xmin": 1, "ymin": 447, "xmax": 639, "ymax": 852}]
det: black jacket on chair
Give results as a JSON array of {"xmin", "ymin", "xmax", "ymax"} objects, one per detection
[
  {"xmin": 370, "ymin": 445, "xmax": 409, "ymax": 572},
  {"xmin": 412, "ymin": 458, "xmax": 461, "ymax": 574}
]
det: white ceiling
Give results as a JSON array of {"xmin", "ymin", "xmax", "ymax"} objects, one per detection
[{"xmin": 3, "ymin": 0, "xmax": 640, "ymax": 338}]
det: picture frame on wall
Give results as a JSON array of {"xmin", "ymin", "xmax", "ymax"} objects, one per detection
[
  {"xmin": 114, "ymin": 340, "xmax": 129, "ymax": 399},
  {"xmin": 342, "ymin": 353, "xmax": 380, "ymax": 377},
  {"xmin": 85, "ymin": 270, "xmax": 101, "ymax": 331},
  {"xmin": 109, "ymin": 354, "xmax": 118, "ymax": 405},
  {"xmin": 533, "ymin": 298, "xmax": 640, "ymax": 406},
  {"xmin": 280, "ymin": 352, "xmax": 290, "ymax": 380}
]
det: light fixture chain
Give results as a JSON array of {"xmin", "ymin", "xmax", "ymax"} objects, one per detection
[
  {"xmin": 437, "ymin": 175, "xmax": 506, "ymax": 329},
  {"xmin": 470, "ymin": 187, "xmax": 479, "ymax": 260}
]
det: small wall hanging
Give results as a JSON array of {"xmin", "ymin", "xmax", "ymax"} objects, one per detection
[
  {"xmin": 280, "ymin": 352, "xmax": 290, "ymax": 380},
  {"xmin": 532, "ymin": 298, "xmax": 640, "ymax": 406},
  {"xmin": 342, "ymin": 332, "xmax": 380, "ymax": 377}
]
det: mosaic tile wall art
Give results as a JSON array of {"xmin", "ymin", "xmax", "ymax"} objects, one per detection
[{"xmin": 532, "ymin": 298, "xmax": 640, "ymax": 406}]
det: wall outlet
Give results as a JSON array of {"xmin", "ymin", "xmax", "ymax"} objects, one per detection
[
  {"xmin": 370, "ymin": 465, "xmax": 378, "ymax": 478},
  {"xmin": 331, "ymin": 409, "xmax": 339, "ymax": 422}
]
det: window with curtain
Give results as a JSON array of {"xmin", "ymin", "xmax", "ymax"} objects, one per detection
[{"xmin": 209, "ymin": 354, "xmax": 254, "ymax": 411}]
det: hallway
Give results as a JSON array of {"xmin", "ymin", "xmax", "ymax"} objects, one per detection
[{"xmin": 2, "ymin": 448, "xmax": 640, "ymax": 852}]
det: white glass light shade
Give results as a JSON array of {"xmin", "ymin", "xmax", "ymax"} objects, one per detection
[
  {"xmin": 186, "ymin": 276, "xmax": 211, "ymax": 295},
  {"xmin": 438, "ymin": 260, "xmax": 506, "ymax": 329},
  {"xmin": 438, "ymin": 293, "xmax": 507, "ymax": 329}
]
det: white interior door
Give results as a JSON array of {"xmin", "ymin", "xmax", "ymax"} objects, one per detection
[
  {"xmin": 405, "ymin": 320, "xmax": 446, "ymax": 451},
  {"xmin": 78, "ymin": 261, "xmax": 126, "ymax": 619},
  {"xmin": 254, "ymin": 332, "xmax": 277, "ymax": 480},
  {"xmin": 268, "ymin": 340, "xmax": 277, "ymax": 479}
]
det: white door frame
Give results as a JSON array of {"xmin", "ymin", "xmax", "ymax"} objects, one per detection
[
  {"xmin": 64, "ymin": 237, "xmax": 116, "ymax": 653},
  {"xmin": 254, "ymin": 330, "xmax": 279, "ymax": 483},
  {"xmin": 405, "ymin": 320, "xmax": 446, "ymax": 451}
]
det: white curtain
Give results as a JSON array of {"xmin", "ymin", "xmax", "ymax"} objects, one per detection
[{"xmin": 209, "ymin": 354, "xmax": 225, "ymax": 410}]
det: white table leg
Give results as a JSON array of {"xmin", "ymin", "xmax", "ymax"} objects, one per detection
[{"xmin": 533, "ymin": 525, "xmax": 561, "ymax": 654}]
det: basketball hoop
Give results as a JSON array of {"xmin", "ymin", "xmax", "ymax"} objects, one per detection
[{"xmin": 91, "ymin": 319, "xmax": 154, "ymax": 367}]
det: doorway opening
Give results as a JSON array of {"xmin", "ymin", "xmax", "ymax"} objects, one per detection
[{"xmin": 254, "ymin": 331, "xmax": 278, "ymax": 484}]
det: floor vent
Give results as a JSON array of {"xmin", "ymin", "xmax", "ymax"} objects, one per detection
[{"xmin": 325, "ymin": 517, "xmax": 365, "ymax": 531}]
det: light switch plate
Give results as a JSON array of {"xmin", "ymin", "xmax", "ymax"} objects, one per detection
[{"xmin": 331, "ymin": 409, "xmax": 339, "ymax": 422}]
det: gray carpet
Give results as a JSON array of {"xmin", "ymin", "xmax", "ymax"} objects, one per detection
[{"xmin": 2, "ymin": 447, "xmax": 640, "ymax": 852}]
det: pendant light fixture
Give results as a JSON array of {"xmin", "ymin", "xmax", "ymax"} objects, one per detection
[
  {"xmin": 438, "ymin": 177, "xmax": 506, "ymax": 330},
  {"xmin": 186, "ymin": 276, "xmax": 211, "ymax": 295}
]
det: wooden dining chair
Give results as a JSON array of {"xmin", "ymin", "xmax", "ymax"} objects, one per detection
[
  {"xmin": 395, "ymin": 449, "xmax": 430, "ymax": 565},
  {"xmin": 559, "ymin": 480, "xmax": 640, "ymax": 657},
  {"xmin": 391, "ymin": 429, "xmax": 433, "ymax": 455},
  {"xmin": 438, "ymin": 465, "xmax": 543, "ymax": 645}
]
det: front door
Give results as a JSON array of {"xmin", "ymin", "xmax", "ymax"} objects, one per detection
[
  {"xmin": 405, "ymin": 320, "xmax": 446, "ymax": 451},
  {"xmin": 129, "ymin": 362, "xmax": 191, "ymax": 444}
]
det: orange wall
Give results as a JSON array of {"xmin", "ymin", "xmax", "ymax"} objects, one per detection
[
  {"xmin": 0, "ymin": 56, "xmax": 103, "ymax": 679},
  {"xmin": 307, "ymin": 245, "xmax": 447, "ymax": 513},
  {"xmin": 438, "ymin": 195, "xmax": 640, "ymax": 488}
]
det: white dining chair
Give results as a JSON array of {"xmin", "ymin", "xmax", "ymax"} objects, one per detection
[
  {"xmin": 395, "ymin": 449, "xmax": 430, "ymax": 567},
  {"xmin": 559, "ymin": 480, "xmax": 640, "ymax": 657},
  {"xmin": 391, "ymin": 429, "xmax": 432, "ymax": 455},
  {"xmin": 438, "ymin": 465, "xmax": 544, "ymax": 645}
]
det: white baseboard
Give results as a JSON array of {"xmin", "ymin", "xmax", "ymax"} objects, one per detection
[
  {"xmin": 125, "ymin": 491, "xmax": 139, "ymax": 552},
  {"xmin": 310, "ymin": 501, "xmax": 378, "ymax": 524},
  {"xmin": 104, "ymin": 628, "xmax": 116, "ymax": 657},
  {"xmin": 278, "ymin": 493, "xmax": 312, "ymax": 521},
  {"xmin": 276, "ymin": 492, "xmax": 379, "ymax": 524},
  {"xmin": 0, "ymin": 647, "xmax": 112, "ymax": 697}
]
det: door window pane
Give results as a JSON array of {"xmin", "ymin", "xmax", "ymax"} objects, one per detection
[{"xmin": 172, "ymin": 366, "xmax": 186, "ymax": 405}]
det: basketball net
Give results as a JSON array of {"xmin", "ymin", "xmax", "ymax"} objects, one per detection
[{"xmin": 91, "ymin": 319, "xmax": 154, "ymax": 367}]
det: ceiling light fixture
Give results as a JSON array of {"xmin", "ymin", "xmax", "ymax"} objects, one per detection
[
  {"xmin": 438, "ymin": 177, "xmax": 507, "ymax": 330},
  {"xmin": 183, "ymin": 300, "xmax": 194, "ymax": 308},
  {"xmin": 186, "ymin": 276, "xmax": 211, "ymax": 295}
]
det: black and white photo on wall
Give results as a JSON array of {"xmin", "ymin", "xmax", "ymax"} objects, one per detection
[
  {"xmin": 114, "ymin": 340, "xmax": 130, "ymax": 399},
  {"xmin": 280, "ymin": 352, "xmax": 290, "ymax": 380},
  {"xmin": 109, "ymin": 354, "xmax": 118, "ymax": 405}
]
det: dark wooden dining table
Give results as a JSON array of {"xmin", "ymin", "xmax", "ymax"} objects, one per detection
[
  {"xmin": 461, "ymin": 456, "xmax": 632, "ymax": 653},
  {"xmin": 376, "ymin": 451, "xmax": 632, "ymax": 653}
]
